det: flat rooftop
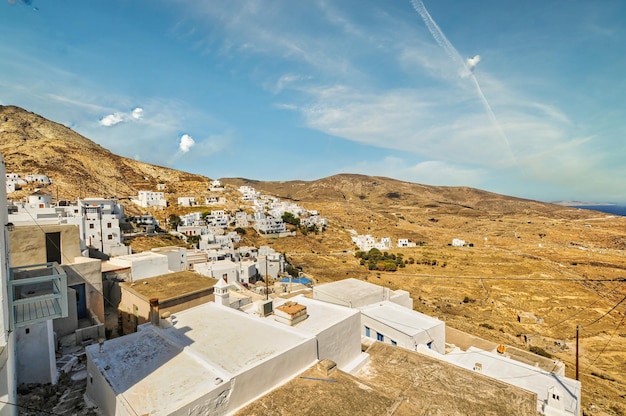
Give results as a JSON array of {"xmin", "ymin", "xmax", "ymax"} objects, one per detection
[
  {"xmin": 235, "ymin": 342, "xmax": 538, "ymax": 416},
  {"xmin": 158, "ymin": 302, "xmax": 314, "ymax": 375},
  {"xmin": 88, "ymin": 302, "xmax": 317, "ymax": 414},
  {"xmin": 120, "ymin": 271, "xmax": 217, "ymax": 300},
  {"xmin": 88, "ymin": 328, "xmax": 225, "ymax": 416},
  {"xmin": 444, "ymin": 346, "xmax": 580, "ymax": 414},
  {"xmin": 360, "ymin": 301, "xmax": 442, "ymax": 336},
  {"xmin": 313, "ymin": 278, "xmax": 390, "ymax": 307},
  {"xmin": 273, "ymin": 295, "xmax": 359, "ymax": 335}
]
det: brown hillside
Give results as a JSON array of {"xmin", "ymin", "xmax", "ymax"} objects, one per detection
[{"xmin": 0, "ymin": 105, "xmax": 209, "ymax": 213}]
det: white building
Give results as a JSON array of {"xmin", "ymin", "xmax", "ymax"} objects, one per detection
[
  {"xmin": 178, "ymin": 224, "xmax": 208, "ymax": 236},
  {"xmin": 206, "ymin": 210, "xmax": 230, "ymax": 228},
  {"xmin": 177, "ymin": 196, "xmax": 197, "ymax": 207},
  {"xmin": 133, "ymin": 190, "xmax": 167, "ymax": 208},
  {"xmin": 79, "ymin": 198, "xmax": 129, "ymax": 256},
  {"xmin": 234, "ymin": 211, "xmax": 250, "ymax": 227},
  {"xmin": 313, "ymin": 279, "xmax": 445, "ymax": 358},
  {"xmin": 25, "ymin": 174, "xmax": 51, "ymax": 184},
  {"xmin": 397, "ymin": 238, "xmax": 417, "ymax": 248},
  {"xmin": 313, "ymin": 278, "xmax": 412, "ymax": 309},
  {"xmin": 421, "ymin": 346, "xmax": 581, "ymax": 416},
  {"xmin": 452, "ymin": 238, "xmax": 466, "ymax": 247},
  {"xmin": 351, "ymin": 234, "xmax": 392, "ymax": 251},
  {"xmin": 107, "ymin": 252, "xmax": 169, "ymax": 281},
  {"xmin": 194, "ymin": 259, "xmax": 239, "ymax": 283},
  {"xmin": 179, "ymin": 212, "xmax": 203, "ymax": 227},
  {"xmin": 238, "ymin": 185, "xmax": 259, "ymax": 201},
  {"xmin": 360, "ymin": 301, "xmax": 445, "ymax": 354},
  {"xmin": 150, "ymin": 246, "xmax": 187, "ymax": 272},
  {"xmin": 205, "ymin": 196, "xmax": 225, "ymax": 205},
  {"xmin": 237, "ymin": 260, "xmax": 257, "ymax": 284},
  {"xmin": 7, "ymin": 196, "xmax": 129, "ymax": 257},
  {"xmin": 254, "ymin": 212, "xmax": 286, "ymax": 234},
  {"xmin": 85, "ymin": 302, "xmax": 319, "ymax": 415},
  {"xmin": 248, "ymin": 295, "xmax": 368, "ymax": 371}
]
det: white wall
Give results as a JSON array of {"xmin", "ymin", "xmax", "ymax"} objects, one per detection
[
  {"xmin": 109, "ymin": 253, "xmax": 169, "ymax": 281},
  {"xmin": 226, "ymin": 338, "xmax": 318, "ymax": 413},
  {"xmin": 16, "ymin": 320, "xmax": 57, "ymax": 384},
  {"xmin": 361, "ymin": 314, "xmax": 445, "ymax": 354},
  {"xmin": 315, "ymin": 309, "xmax": 361, "ymax": 370},
  {"xmin": 389, "ymin": 290, "xmax": 413, "ymax": 309}
]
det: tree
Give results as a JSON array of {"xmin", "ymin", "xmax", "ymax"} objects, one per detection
[
  {"xmin": 168, "ymin": 214, "xmax": 182, "ymax": 229},
  {"xmin": 282, "ymin": 212, "xmax": 300, "ymax": 226}
]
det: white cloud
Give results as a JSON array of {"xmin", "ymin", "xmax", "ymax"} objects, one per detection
[
  {"xmin": 179, "ymin": 134, "xmax": 196, "ymax": 153},
  {"xmin": 131, "ymin": 107, "xmax": 144, "ymax": 119},
  {"xmin": 99, "ymin": 112, "xmax": 125, "ymax": 127},
  {"xmin": 99, "ymin": 107, "xmax": 144, "ymax": 126}
]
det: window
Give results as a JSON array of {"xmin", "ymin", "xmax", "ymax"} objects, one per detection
[
  {"xmin": 391, "ymin": 340, "xmax": 397, "ymax": 346},
  {"xmin": 427, "ymin": 341, "xmax": 433, "ymax": 349},
  {"xmin": 107, "ymin": 235, "xmax": 113, "ymax": 240},
  {"xmin": 365, "ymin": 326, "xmax": 370, "ymax": 337},
  {"xmin": 107, "ymin": 222, "xmax": 112, "ymax": 228},
  {"xmin": 377, "ymin": 332, "xmax": 384, "ymax": 341},
  {"xmin": 89, "ymin": 224, "xmax": 95, "ymax": 229}
]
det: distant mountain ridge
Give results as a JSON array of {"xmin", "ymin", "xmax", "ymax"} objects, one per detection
[{"xmin": 0, "ymin": 104, "xmax": 597, "ymax": 221}]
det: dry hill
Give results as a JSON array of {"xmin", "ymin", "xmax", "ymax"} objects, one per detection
[
  {"xmin": 0, "ymin": 105, "xmax": 209, "ymax": 214},
  {"xmin": 2, "ymin": 105, "xmax": 626, "ymax": 414}
]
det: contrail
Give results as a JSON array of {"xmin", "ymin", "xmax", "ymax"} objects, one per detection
[{"xmin": 410, "ymin": 0, "xmax": 515, "ymax": 163}]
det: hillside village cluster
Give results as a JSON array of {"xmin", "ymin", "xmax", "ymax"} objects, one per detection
[{"xmin": 0, "ymin": 165, "xmax": 582, "ymax": 415}]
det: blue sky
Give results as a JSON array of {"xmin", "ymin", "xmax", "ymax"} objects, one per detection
[{"xmin": 1, "ymin": 0, "xmax": 625, "ymax": 203}]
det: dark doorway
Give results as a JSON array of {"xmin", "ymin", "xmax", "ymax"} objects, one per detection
[
  {"xmin": 70, "ymin": 283, "xmax": 88, "ymax": 319},
  {"xmin": 45, "ymin": 232, "xmax": 61, "ymax": 264}
]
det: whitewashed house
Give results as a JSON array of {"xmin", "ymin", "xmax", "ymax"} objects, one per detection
[
  {"xmin": 78, "ymin": 198, "xmax": 130, "ymax": 256},
  {"xmin": 150, "ymin": 246, "xmax": 187, "ymax": 272},
  {"xmin": 133, "ymin": 190, "xmax": 167, "ymax": 208},
  {"xmin": 234, "ymin": 210, "xmax": 250, "ymax": 227},
  {"xmin": 177, "ymin": 196, "xmax": 197, "ymax": 207},
  {"xmin": 107, "ymin": 252, "xmax": 169, "ymax": 281},
  {"xmin": 205, "ymin": 195, "xmax": 225, "ymax": 205},
  {"xmin": 206, "ymin": 210, "xmax": 230, "ymax": 228},
  {"xmin": 85, "ymin": 302, "xmax": 320, "ymax": 416},
  {"xmin": 420, "ymin": 346, "xmax": 581, "ymax": 416},
  {"xmin": 313, "ymin": 279, "xmax": 444, "ymax": 355},
  {"xmin": 239, "ymin": 186, "xmax": 259, "ymax": 201},
  {"xmin": 452, "ymin": 238, "xmax": 466, "ymax": 247},
  {"xmin": 254, "ymin": 212, "xmax": 286, "ymax": 234},
  {"xmin": 360, "ymin": 301, "xmax": 445, "ymax": 354},
  {"xmin": 25, "ymin": 174, "xmax": 51, "ymax": 184},
  {"xmin": 397, "ymin": 238, "xmax": 417, "ymax": 248},
  {"xmin": 194, "ymin": 259, "xmax": 240, "ymax": 284}
]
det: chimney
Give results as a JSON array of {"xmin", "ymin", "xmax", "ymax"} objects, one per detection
[{"xmin": 149, "ymin": 298, "xmax": 160, "ymax": 326}]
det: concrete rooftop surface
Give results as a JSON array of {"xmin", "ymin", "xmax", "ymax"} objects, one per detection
[{"xmin": 236, "ymin": 342, "xmax": 538, "ymax": 416}]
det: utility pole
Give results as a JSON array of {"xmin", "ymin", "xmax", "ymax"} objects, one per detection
[{"xmin": 576, "ymin": 325, "xmax": 580, "ymax": 380}]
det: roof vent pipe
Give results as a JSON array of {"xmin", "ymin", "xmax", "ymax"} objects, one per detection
[{"xmin": 149, "ymin": 298, "xmax": 160, "ymax": 326}]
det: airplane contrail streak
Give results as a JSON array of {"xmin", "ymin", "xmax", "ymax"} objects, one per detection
[{"xmin": 410, "ymin": 0, "xmax": 515, "ymax": 163}]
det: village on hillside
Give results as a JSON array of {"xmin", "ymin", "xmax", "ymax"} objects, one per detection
[{"xmin": 1, "ymin": 163, "xmax": 581, "ymax": 415}]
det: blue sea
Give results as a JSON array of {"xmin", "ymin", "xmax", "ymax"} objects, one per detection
[{"xmin": 572, "ymin": 205, "xmax": 626, "ymax": 216}]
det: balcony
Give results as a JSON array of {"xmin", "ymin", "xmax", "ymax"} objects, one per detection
[{"xmin": 8, "ymin": 262, "xmax": 68, "ymax": 329}]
